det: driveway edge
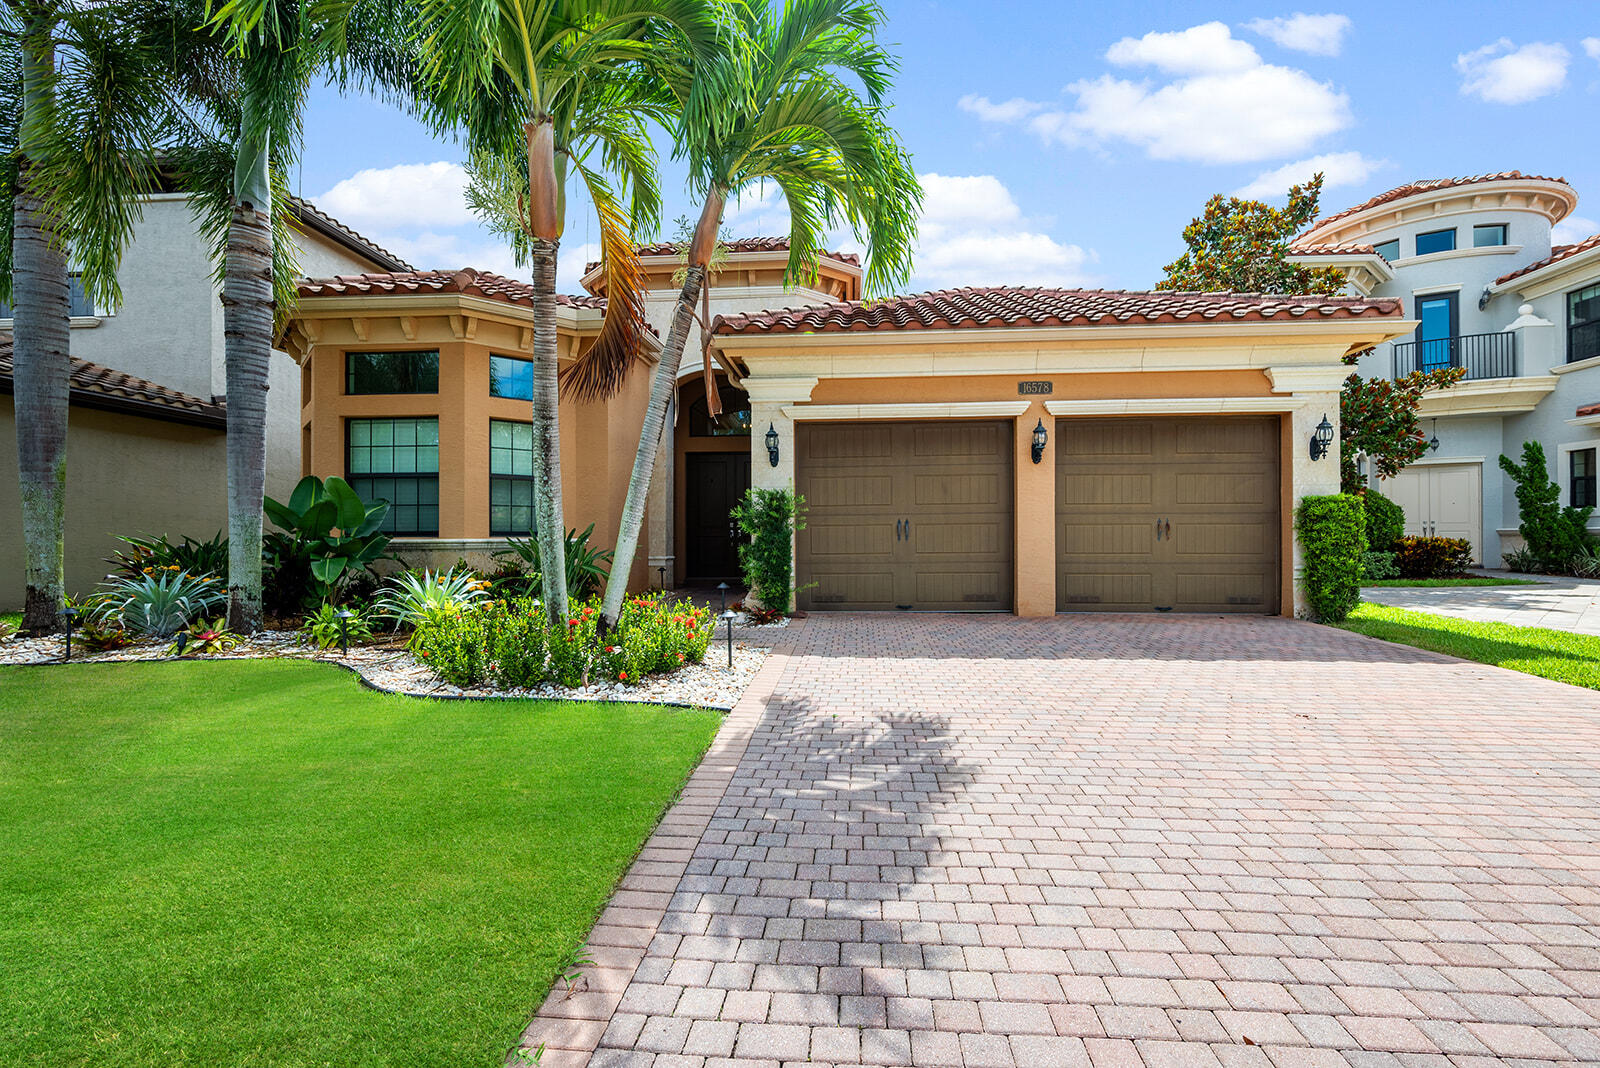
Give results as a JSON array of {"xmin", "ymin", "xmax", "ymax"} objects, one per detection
[{"xmin": 513, "ymin": 620, "xmax": 803, "ymax": 1067}]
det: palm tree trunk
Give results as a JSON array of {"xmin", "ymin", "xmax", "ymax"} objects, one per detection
[
  {"xmin": 529, "ymin": 237, "xmax": 569, "ymax": 624},
  {"xmin": 222, "ymin": 200, "xmax": 273, "ymax": 632},
  {"xmin": 12, "ymin": 13, "xmax": 70, "ymax": 635},
  {"xmin": 601, "ymin": 264, "xmax": 704, "ymax": 626}
]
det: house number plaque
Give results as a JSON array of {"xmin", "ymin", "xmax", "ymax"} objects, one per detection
[{"xmin": 1017, "ymin": 380, "xmax": 1053, "ymax": 395}]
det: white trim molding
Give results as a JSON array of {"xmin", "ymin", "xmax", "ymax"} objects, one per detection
[
  {"xmin": 1044, "ymin": 397, "xmax": 1297, "ymax": 417},
  {"xmin": 742, "ymin": 375, "xmax": 819, "ymax": 403},
  {"xmin": 1264, "ymin": 365, "xmax": 1350, "ymax": 393},
  {"xmin": 1416, "ymin": 375, "xmax": 1557, "ymax": 416},
  {"xmin": 1401, "ymin": 455, "xmax": 1486, "ymax": 468},
  {"xmin": 1552, "ymin": 353, "xmax": 1600, "ymax": 375},
  {"xmin": 780, "ymin": 400, "xmax": 1031, "ymax": 421}
]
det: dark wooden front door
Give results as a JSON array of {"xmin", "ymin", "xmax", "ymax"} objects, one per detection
[{"xmin": 686, "ymin": 452, "xmax": 750, "ymax": 581}]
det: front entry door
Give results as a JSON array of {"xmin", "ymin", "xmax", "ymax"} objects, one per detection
[{"xmin": 686, "ymin": 452, "xmax": 750, "ymax": 581}]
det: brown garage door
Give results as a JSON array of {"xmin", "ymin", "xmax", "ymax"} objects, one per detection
[
  {"xmin": 1056, "ymin": 416, "xmax": 1281, "ymax": 613},
  {"xmin": 797, "ymin": 421, "xmax": 1013, "ymax": 611}
]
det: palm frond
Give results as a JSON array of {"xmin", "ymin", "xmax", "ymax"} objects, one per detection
[{"xmin": 560, "ymin": 161, "xmax": 649, "ymax": 404}]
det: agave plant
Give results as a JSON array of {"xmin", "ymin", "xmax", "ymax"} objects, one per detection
[
  {"xmin": 372, "ymin": 568, "xmax": 489, "ymax": 630},
  {"xmin": 89, "ymin": 570, "xmax": 226, "ymax": 639}
]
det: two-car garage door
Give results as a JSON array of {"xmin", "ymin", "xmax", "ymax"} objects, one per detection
[{"xmin": 794, "ymin": 416, "xmax": 1281, "ymax": 614}]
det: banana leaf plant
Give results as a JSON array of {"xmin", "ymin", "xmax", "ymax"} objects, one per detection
[{"xmin": 263, "ymin": 475, "xmax": 391, "ymax": 597}]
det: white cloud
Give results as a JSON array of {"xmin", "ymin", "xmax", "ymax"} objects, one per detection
[
  {"xmin": 967, "ymin": 22, "xmax": 1351, "ymax": 165},
  {"xmin": 315, "ymin": 161, "xmax": 475, "ymax": 230},
  {"xmin": 1584, "ymin": 37, "xmax": 1600, "ymax": 63},
  {"xmin": 958, "ymin": 95, "xmax": 1041, "ymax": 124},
  {"xmin": 722, "ymin": 183, "xmax": 793, "ymax": 236},
  {"xmin": 1242, "ymin": 13, "xmax": 1352, "ymax": 57},
  {"xmin": 1456, "ymin": 39, "xmax": 1569, "ymax": 104},
  {"xmin": 1554, "ymin": 214, "xmax": 1599, "ymax": 246},
  {"xmin": 911, "ymin": 173, "xmax": 1097, "ymax": 289},
  {"xmin": 1233, "ymin": 151, "xmax": 1386, "ymax": 198},
  {"xmin": 1105, "ymin": 22, "xmax": 1261, "ymax": 75}
]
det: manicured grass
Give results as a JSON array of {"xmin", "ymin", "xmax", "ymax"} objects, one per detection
[
  {"xmin": 1336, "ymin": 602, "xmax": 1600, "ymax": 691},
  {"xmin": 0, "ymin": 660, "xmax": 722, "ymax": 1067},
  {"xmin": 1, "ymin": 611, "xmax": 20, "ymax": 630},
  {"xmin": 1361, "ymin": 577, "xmax": 1541, "ymax": 588}
]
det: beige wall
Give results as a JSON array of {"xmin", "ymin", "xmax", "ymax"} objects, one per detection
[{"xmin": 0, "ymin": 401, "xmax": 228, "ymax": 609}]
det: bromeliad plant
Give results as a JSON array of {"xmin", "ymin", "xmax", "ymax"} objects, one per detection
[
  {"xmin": 263, "ymin": 476, "xmax": 392, "ymax": 601},
  {"xmin": 301, "ymin": 601, "xmax": 377, "ymax": 651},
  {"xmin": 88, "ymin": 570, "xmax": 226, "ymax": 639},
  {"xmin": 168, "ymin": 616, "xmax": 242, "ymax": 656}
]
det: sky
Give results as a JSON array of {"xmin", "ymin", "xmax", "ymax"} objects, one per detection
[{"xmin": 295, "ymin": 1, "xmax": 1600, "ymax": 297}]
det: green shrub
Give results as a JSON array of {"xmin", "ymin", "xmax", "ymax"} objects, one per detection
[
  {"xmin": 88, "ymin": 570, "xmax": 226, "ymax": 638},
  {"xmin": 1295, "ymin": 494, "xmax": 1365, "ymax": 622},
  {"xmin": 494, "ymin": 524, "xmax": 614, "ymax": 599},
  {"xmin": 1361, "ymin": 490, "xmax": 1404, "ymax": 553},
  {"xmin": 1393, "ymin": 536, "xmax": 1474, "ymax": 578},
  {"xmin": 732, "ymin": 488, "xmax": 807, "ymax": 614},
  {"xmin": 301, "ymin": 602, "xmax": 377, "ymax": 650},
  {"xmin": 1502, "ymin": 545, "xmax": 1542, "ymax": 573},
  {"xmin": 410, "ymin": 605, "xmax": 495, "ymax": 687},
  {"xmin": 1361, "ymin": 551, "xmax": 1399, "ymax": 580},
  {"xmin": 373, "ymin": 568, "xmax": 489, "ymax": 629},
  {"xmin": 264, "ymin": 476, "xmax": 393, "ymax": 600},
  {"xmin": 1499, "ymin": 441, "xmax": 1594, "ymax": 569}
]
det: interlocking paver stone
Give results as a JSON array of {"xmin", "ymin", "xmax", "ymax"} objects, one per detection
[{"xmin": 578, "ymin": 614, "xmax": 1600, "ymax": 1067}]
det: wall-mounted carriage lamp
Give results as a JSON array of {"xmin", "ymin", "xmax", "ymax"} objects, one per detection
[
  {"xmin": 1031, "ymin": 419, "xmax": 1048, "ymax": 464},
  {"xmin": 765, "ymin": 423, "xmax": 780, "ymax": 467},
  {"xmin": 1309, "ymin": 414, "xmax": 1334, "ymax": 461},
  {"xmin": 1427, "ymin": 418, "xmax": 1440, "ymax": 453}
]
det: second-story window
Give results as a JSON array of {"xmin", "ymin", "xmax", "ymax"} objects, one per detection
[
  {"xmin": 0, "ymin": 274, "xmax": 95, "ymax": 318},
  {"xmin": 1573, "ymin": 449, "xmax": 1597, "ymax": 509},
  {"xmin": 1415, "ymin": 228, "xmax": 1456, "ymax": 256},
  {"xmin": 1472, "ymin": 224, "xmax": 1508, "ymax": 247},
  {"xmin": 1373, "ymin": 239, "xmax": 1399, "ymax": 262},
  {"xmin": 489, "ymin": 354, "xmax": 534, "ymax": 401},
  {"xmin": 1569, "ymin": 283, "xmax": 1600, "ymax": 364},
  {"xmin": 346, "ymin": 350, "xmax": 440, "ymax": 394}
]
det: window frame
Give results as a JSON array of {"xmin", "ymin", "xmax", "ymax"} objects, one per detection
[
  {"xmin": 345, "ymin": 416, "xmax": 441, "ymax": 536},
  {"xmin": 489, "ymin": 354, "xmax": 535, "ymax": 401},
  {"xmin": 344, "ymin": 349, "xmax": 441, "ymax": 396},
  {"xmin": 1569, "ymin": 282, "xmax": 1600, "ymax": 364},
  {"xmin": 488, "ymin": 418, "xmax": 536, "ymax": 536},
  {"xmin": 1372, "ymin": 238, "xmax": 1400, "ymax": 262},
  {"xmin": 688, "ymin": 381, "xmax": 753, "ymax": 437},
  {"xmin": 1415, "ymin": 228, "xmax": 1457, "ymax": 256},
  {"xmin": 0, "ymin": 274, "xmax": 96, "ymax": 318},
  {"xmin": 1471, "ymin": 223, "xmax": 1508, "ymax": 248},
  {"xmin": 1413, "ymin": 292, "xmax": 1460, "ymax": 373},
  {"xmin": 1573, "ymin": 448, "xmax": 1597, "ymax": 509}
]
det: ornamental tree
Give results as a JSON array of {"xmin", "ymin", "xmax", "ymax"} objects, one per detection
[{"xmin": 1339, "ymin": 366, "xmax": 1465, "ymax": 491}]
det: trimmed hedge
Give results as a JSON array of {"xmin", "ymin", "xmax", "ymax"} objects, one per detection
[
  {"xmin": 1361, "ymin": 490, "xmax": 1404, "ymax": 553},
  {"xmin": 1296, "ymin": 494, "xmax": 1366, "ymax": 622}
]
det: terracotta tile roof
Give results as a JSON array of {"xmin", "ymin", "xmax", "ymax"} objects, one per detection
[
  {"xmin": 1288, "ymin": 241, "xmax": 1379, "ymax": 256},
  {"xmin": 1578, "ymin": 401, "xmax": 1600, "ymax": 418},
  {"xmin": 1307, "ymin": 171, "xmax": 1571, "ymax": 232},
  {"xmin": 286, "ymin": 196, "xmax": 413, "ymax": 273},
  {"xmin": 585, "ymin": 236, "xmax": 860, "ymax": 275},
  {"xmin": 297, "ymin": 268, "xmax": 608, "ymax": 310},
  {"xmin": 1496, "ymin": 233, "xmax": 1600, "ymax": 286},
  {"xmin": 0, "ymin": 333, "xmax": 226, "ymax": 428},
  {"xmin": 712, "ymin": 287, "xmax": 1404, "ymax": 336}
]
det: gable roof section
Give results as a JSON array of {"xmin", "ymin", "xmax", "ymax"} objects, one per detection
[
  {"xmin": 0, "ymin": 334, "xmax": 226, "ymax": 428},
  {"xmin": 1307, "ymin": 172, "xmax": 1571, "ymax": 232},
  {"xmin": 1496, "ymin": 233, "xmax": 1600, "ymax": 287},
  {"xmin": 712, "ymin": 287, "xmax": 1404, "ymax": 336},
  {"xmin": 1288, "ymin": 241, "xmax": 1379, "ymax": 256},
  {"xmin": 286, "ymin": 196, "xmax": 413, "ymax": 273},
  {"xmin": 297, "ymin": 268, "xmax": 607, "ymax": 310}
]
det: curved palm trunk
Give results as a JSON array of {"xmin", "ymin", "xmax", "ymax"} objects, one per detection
[
  {"xmin": 222, "ymin": 201, "xmax": 273, "ymax": 632},
  {"xmin": 13, "ymin": 15, "xmax": 70, "ymax": 635},
  {"xmin": 529, "ymin": 237, "xmax": 569, "ymax": 624}
]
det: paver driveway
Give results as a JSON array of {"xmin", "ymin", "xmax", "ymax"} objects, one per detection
[{"xmin": 549, "ymin": 614, "xmax": 1600, "ymax": 1067}]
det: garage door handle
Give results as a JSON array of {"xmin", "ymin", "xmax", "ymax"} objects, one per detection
[
  {"xmin": 1155, "ymin": 518, "xmax": 1163, "ymax": 541},
  {"xmin": 1164, "ymin": 519, "xmax": 1171, "ymax": 541},
  {"xmin": 904, "ymin": 518, "xmax": 911, "ymax": 539}
]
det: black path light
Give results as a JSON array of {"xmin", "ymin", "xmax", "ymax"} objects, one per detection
[
  {"xmin": 765, "ymin": 423, "xmax": 780, "ymax": 467},
  {"xmin": 61, "ymin": 606, "xmax": 77, "ymax": 663},
  {"xmin": 721, "ymin": 609, "xmax": 736, "ymax": 669},
  {"xmin": 717, "ymin": 581, "xmax": 730, "ymax": 615},
  {"xmin": 1031, "ymin": 419, "xmax": 1048, "ymax": 464},
  {"xmin": 337, "ymin": 608, "xmax": 354, "ymax": 654},
  {"xmin": 657, "ymin": 565, "xmax": 667, "ymax": 590},
  {"xmin": 1309, "ymin": 413, "xmax": 1334, "ymax": 461}
]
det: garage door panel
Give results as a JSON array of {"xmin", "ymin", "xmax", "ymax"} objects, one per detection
[
  {"xmin": 1175, "ymin": 571, "xmax": 1275, "ymax": 610},
  {"xmin": 1172, "ymin": 520, "xmax": 1275, "ymax": 557},
  {"xmin": 1175, "ymin": 418, "xmax": 1274, "ymax": 458},
  {"xmin": 916, "ymin": 520, "xmax": 1005, "ymax": 555},
  {"xmin": 914, "ymin": 473, "xmax": 1002, "ymax": 507},
  {"xmin": 1176, "ymin": 473, "xmax": 1272, "ymax": 507},
  {"xmin": 808, "ymin": 571, "xmax": 895, "ymax": 609},
  {"xmin": 1060, "ymin": 421, "xmax": 1153, "ymax": 458},
  {"xmin": 1059, "ymin": 572, "xmax": 1153, "ymax": 609},
  {"xmin": 913, "ymin": 422, "xmax": 1006, "ymax": 459},
  {"xmin": 806, "ymin": 522, "xmax": 895, "ymax": 559},
  {"xmin": 804, "ymin": 424, "xmax": 894, "ymax": 460},
  {"xmin": 915, "ymin": 570, "xmax": 1007, "ymax": 608},
  {"xmin": 806, "ymin": 473, "xmax": 895, "ymax": 511},
  {"xmin": 1059, "ymin": 521, "xmax": 1155, "ymax": 556},
  {"xmin": 1059, "ymin": 473, "xmax": 1154, "ymax": 506}
]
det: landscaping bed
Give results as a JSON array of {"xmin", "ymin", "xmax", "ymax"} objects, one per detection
[{"xmin": 1336, "ymin": 602, "xmax": 1600, "ymax": 691}]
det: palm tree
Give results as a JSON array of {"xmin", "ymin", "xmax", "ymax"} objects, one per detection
[
  {"xmin": 417, "ymin": 0, "xmax": 724, "ymax": 625},
  {"xmin": 599, "ymin": 0, "xmax": 920, "ymax": 626},
  {"xmin": 2, "ymin": 2, "xmax": 170, "ymax": 632}
]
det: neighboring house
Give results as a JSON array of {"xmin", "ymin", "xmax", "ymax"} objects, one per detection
[
  {"xmin": 1290, "ymin": 171, "xmax": 1600, "ymax": 564},
  {"xmin": 287, "ymin": 247, "xmax": 1407, "ymax": 617},
  {"xmin": 0, "ymin": 193, "xmax": 409, "ymax": 608}
]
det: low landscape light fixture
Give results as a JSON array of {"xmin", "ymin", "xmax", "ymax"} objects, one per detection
[
  {"xmin": 765, "ymin": 423, "xmax": 780, "ymax": 467},
  {"xmin": 720, "ymin": 609, "xmax": 737, "ymax": 669},
  {"xmin": 1031, "ymin": 419, "xmax": 1048, "ymax": 464},
  {"xmin": 1309, "ymin": 414, "xmax": 1334, "ymax": 461},
  {"xmin": 61, "ymin": 606, "xmax": 77, "ymax": 663},
  {"xmin": 336, "ymin": 608, "xmax": 354, "ymax": 654},
  {"xmin": 717, "ymin": 581, "xmax": 730, "ymax": 614}
]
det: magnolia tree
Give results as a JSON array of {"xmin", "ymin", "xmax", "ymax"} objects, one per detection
[{"xmin": 1158, "ymin": 172, "xmax": 1460, "ymax": 492}]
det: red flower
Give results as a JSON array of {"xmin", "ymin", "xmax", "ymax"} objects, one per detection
[
  {"xmin": 604, "ymin": 646, "xmax": 616, "ymax": 653},
  {"xmin": 618, "ymin": 671, "xmax": 628, "ymax": 680}
]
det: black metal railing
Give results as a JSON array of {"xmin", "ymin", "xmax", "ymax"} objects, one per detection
[{"xmin": 1392, "ymin": 331, "xmax": 1517, "ymax": 380}]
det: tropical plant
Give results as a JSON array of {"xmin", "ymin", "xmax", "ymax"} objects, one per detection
[
  {"xmin": 301, "ymin": 601, "xmax": 376, "ymax": 650},
  {"xmin": 1392, "ymin": 536, "xmax": 1474, "ymax": 579},
  {"xmin": 601, "ymin": 0, "xmax": 921, "ymax": 626},
  {"xmin": 263, "ymin": 475, "xmax": 392, "ymax": 599},
  {"xmin": 1502, "ymin": 545, "xmax": 1542, "ymax": 573},
  {"xmin": 416, "ymin": 0, "xmax": 725, "ymax": 626},
  {"xmin": 2, "ymin": 3, "xmax": 170, "ymax": 632},
  {"xmin": 168, "ymin": 616, "xmax": 242, "ymax": 655},
  {"xmin": 108, "ymin": 531, "xmax": 230, "ymax": 581},
  {"xmin": 88, "ymin": 569, "xmax": 226, "ymax": 638},
  {"xmin": 1499, "ymin": 441, "xmax": 1595, "ymax": 570},
  {"xmin": 496, "ymin": 524, "xmax": 614, "ymax": 600},
  {"xmin": 372, "ymin": 567, "xmax": 490, "ymax": 630},
  {"xmin": 1294, "ymin": 494, "xmax": 1365, "ymax": 623},
  {"xmin": 1340, "ymin": 368, "xmax": 1465, "ymax": 491},
  {"xmin": 732, "ymin": 487, "xmax": 807, "ymax": 615}
]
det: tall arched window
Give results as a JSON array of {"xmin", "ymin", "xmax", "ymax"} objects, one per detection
[{"xmin": 688, "ymin": 381, "xmax": 751, "ymax": 437}]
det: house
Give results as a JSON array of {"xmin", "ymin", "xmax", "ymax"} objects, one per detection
[
  {"xmin": 1289, "ymin": 171, "xmax": 1600, "ymax": 564},
  {"xmin": 0, "ymin": 193, "xmax": 409, "ymax": 607},
  {"xmin": 287, "ymin": 243, "xmax": 1409, "ymax": 617}
]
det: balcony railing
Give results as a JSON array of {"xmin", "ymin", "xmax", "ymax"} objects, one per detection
[{"xmin": 1392, "ymin": 331, "xmax": 1517, "ymax": 381}]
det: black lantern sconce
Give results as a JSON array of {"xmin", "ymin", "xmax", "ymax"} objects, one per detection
[
  {"xmin": 1309, "ymin": 413, "xmax": 1334, "ymax": 461},
  {"xmin": 1427, "ymin": 419, "xmax": 1440, "ymax": 453},
  {"xmin": 765, "ymin": 423, "xmax": 780, "ymax": 467},
  {"xmin": 1031, "ymin": 419, "xmax": 1048, "ymax": 464}
]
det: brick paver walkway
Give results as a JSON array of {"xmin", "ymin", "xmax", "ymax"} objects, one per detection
[
  {"xmin": 1364, "ymin": 575, "xmax": 1600, "ymax": 637},
  {"xmin": 535, "ymin": 614, "xmax": 1600, "ymax": 1067}
]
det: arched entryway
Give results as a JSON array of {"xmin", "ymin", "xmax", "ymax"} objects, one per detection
[{"xmin": 675, "ymin": 374, "xmax": 751, "ymax": 585}]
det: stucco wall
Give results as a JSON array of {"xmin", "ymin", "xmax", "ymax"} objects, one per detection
[{"xmin": 0, "ymin": 401, "xmax": 228, "ymax": 609}]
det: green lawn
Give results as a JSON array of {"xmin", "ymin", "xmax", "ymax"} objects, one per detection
[
  {"xmin": 1361, "ymin": 577, "xmax": 1541, "ymax": 588},
  {"xmin": 1336, "ymin": 602, "xmax": 1600, "ymax": 691},
  {"xmin": 0, "ymin": 660, "xmax": 722, "ymax": 1067}
]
